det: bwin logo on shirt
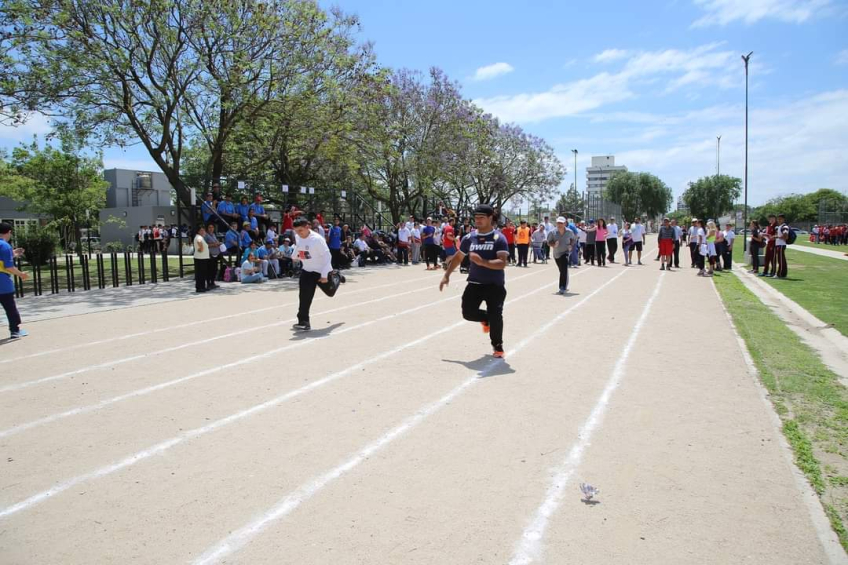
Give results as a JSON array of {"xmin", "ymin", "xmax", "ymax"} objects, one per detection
[{"xmin": 470, "ymin": 243, "xmax": 495, "ymax": 252}]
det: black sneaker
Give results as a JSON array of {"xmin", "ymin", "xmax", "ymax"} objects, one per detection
[{"xmin": 292, "ymin": 322, "xmax": 311, "ymax": 331}]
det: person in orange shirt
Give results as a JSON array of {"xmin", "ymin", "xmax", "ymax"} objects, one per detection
[{"xmin": 515, "ymin": 220, "xmax": 531, "ymax": 267}]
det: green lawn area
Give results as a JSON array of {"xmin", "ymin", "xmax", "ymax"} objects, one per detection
[
  {"xmin": 714, "ymin": 272, "xmax": 848, "ymax": 551},
  {"xmin": 733, "ymin": 237, "xmax": 848, "ymax": 337}
]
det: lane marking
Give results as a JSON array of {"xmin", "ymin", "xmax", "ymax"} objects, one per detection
[
  {"xmin": 0, "ymin": 281, "xmax": 442, "ymax": 395},
  {"xmin": 0, "ymin": 267, "xmax": 562, "ymax": 519},
  {"xmin": 509, "ymin": 274, "xmax": 664, "ymax": 565},
  {"xmin": 191, "ymin": 266, "xmax": 635, "ymax": 564},
  {"xmin": 0, "ymin": 273, "xmax": 433, "ymax": 366}
]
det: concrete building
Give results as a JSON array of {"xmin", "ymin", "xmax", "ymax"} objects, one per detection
[
  {"xmin": 586, "ymin": 155, "xmax": 627, "ymax": 196},
  {"xmin": 0, "ymin": 197, "xmax": 47, "ymax": 231},
  {"xmin": 676, "ymin": 196, "xmax": 689, "ymax": 213},
  {"xmin": 99, "ymin": 169, "xmax": 177, "ymax": 247}
]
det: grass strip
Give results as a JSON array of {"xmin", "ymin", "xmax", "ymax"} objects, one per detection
[{"xmin": 715, "ymin": 272, "xmax": 848, "ymax": 551}]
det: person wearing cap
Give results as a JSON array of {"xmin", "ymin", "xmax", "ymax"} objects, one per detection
[
  {"xmin": 201, "ymin": 193, "xmax": 216, "ymax": 224},
  {"xmin": 548, "ymin": 217, "xmax": 577, "ymax": 294},
  {"xmin": 515, "ymin": 220, "xmax": 531, "ymax": 267},
  {"xmin": 240, "ymin": 221, "xmax": 254, "ymax": 249},
  {"xmin": 0, "ymin": 222, "xmax": 29, "ymax": 338},
  {"xmin": 250, "ymin": 194, "xmax": 270, "ymax": 233},
  {"xmin": 657, "ymin": 218, "xmax": 675, "ymax": 271},
  {"xmin": 440, "ymin": 204, "xmax": 509, "ymax": 359},
  {"xmin": 236, "ymin": 196, "xmax": 251, "ymax": 224},
  {"xmin": 217, "ymin": 194, "xmax": 239, "ymax": 231},
  {"xmin": 607, "ymin": 216, "xmax": 619, "ymax": 263}
]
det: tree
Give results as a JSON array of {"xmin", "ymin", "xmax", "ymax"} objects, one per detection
[
  {"xmin": 605, "ymin": 171, "xmax": 672, "ymax": 220},
  {"xmin": 554, "ymin": 184, "xmax": 585, "ymax": 219},
  {"xmin": 0, "ymin": 137, "xmax": 108, "ymax": 248},
  {"xmin": 682, "ymin": 175, "xmax": 742, "ymax": 221}
]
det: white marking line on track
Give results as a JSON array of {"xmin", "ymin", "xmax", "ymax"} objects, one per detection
[
  {"xmin": 508, "ymin": 273, "xmax": 665, "ymax": 565},
  {"xmin": 0, "ymin": 273, "xmax": 430, "ymax": 366},
  {"xmin": 0, "ymin": 279, "xmax": 441, "ymax": 395},
  {"xmin": 0, "ymin": 268, "xmax": 559, "ymax": 520},
  {"xmin": 710, "ymin": 280, "xmax": 848, "ymax": 565},
  {"xmin": 191, "ymin": 266, "xmax": 635, "ymax": 565}
]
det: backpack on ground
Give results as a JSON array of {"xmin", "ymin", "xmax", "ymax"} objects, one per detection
[{"xmin": 223, "ymin": 266, "xmax": 235, "ymax": 282}]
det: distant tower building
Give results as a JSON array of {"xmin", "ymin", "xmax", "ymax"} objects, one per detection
[
  {"xmin": 586, "ymin": 155, "xmax": 627, "ymax": 196},
  {"xmin": 676, "ymin": 195, "xmax": 689, "ymax": 212}
]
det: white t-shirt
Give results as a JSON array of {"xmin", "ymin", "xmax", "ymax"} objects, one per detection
[
  {"xmin": 543, "ymin": 221, "xmax": 554, "ymax": 235},
  {"xmin": 411, "ymin": 228, "xmax": 421, "ymax": 242},
  {"xmin": 631, "ymin": 224, "xmax": 645, "ymax": 242},
  {"xmin": 354, "ymin": 238, "xmax": 370, "ymax": 253},
  {"xmin": 397, "ymin": 227, "xmax": 411, "ymax": 243},
  {"xmin": 405, "ymin": 221, "xmax": 414, "ymax": 231},
  {"xmin": 697, "ymin": 227, "xmax": 706, "ymax": 244},
  {"xmin": 294, "ymin": 231, "xmax": 333, "ymax": 277},
  {"xmin": 607, "ymin": 223, "xmax": 619, "ymax": 239},
  {"xmin": 241, "ymin": 260, "xmax": 256, "ymax": 275},
  {"xmin": 433, "ymin": 227, "xmax": 442, "ymax": 246},
  {"xmin": 775, "ymin": 224, "xmax": 789, "ymax": 247},
  {"xmin": 578, "ymin": 229, "xmax": 587, "ymax": 244},
  {"xmin": 724, "ymin": 229, "xmax": 735, "ymax": 246},
  {"xmin": 193, "ymin": 234, "xmax": 210, "ymax": 260}
]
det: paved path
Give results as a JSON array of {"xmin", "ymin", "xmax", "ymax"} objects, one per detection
[
  {"xmin": 0, "ymin": 241, "xmax": 844, "ymax": 564},
  {"xmin": 791, "ymin": 244, "xmax": 848, "ymax": 261}
]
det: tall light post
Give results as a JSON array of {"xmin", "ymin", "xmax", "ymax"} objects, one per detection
[
  {"xmin": 742, "ymin": 51, "xmax": 752, "ymax": 251},
  {"xmin": 716, "ymin": 135, "xmax": 721, "ymax": 177},
  {"xmin": 571, "ymin": 149, "xmax": 578, "ymax": 218}
]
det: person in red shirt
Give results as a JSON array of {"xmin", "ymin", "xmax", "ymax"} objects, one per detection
[
  {"xmin": 442, "ymin": 217, "xmax": 457, "ymax": 270},
  {"xmin": 501, "ymin": 220, "xmax": 516, "ymax": 264},
  {"xmin": 281, "ymin": 204, "xmax": 302, "ymax": 234},
  {"xmin": 760, "ymin": 214, "xmax": 777, "ymax": 278}
]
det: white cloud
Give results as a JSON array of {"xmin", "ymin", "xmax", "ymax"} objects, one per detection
[
  {"xmin": 475, "ymin": 43, "xmax": 738, "ymax": 123},
  {"xmin": 471, "ymin": 62, "xmax": 515, "ymax": 82},
  {"xmin": 691, "ymin": 0, "xmax": 830, "ymax": 27},
  {"xmin": 836, "ymin": 49, "xmax": 848, "ymax": 65},
  {"xmin": 102, "ymin": 157, "xmax": 161, "ymax": 172},
  {"xmin": 0, "ymin": 113, "xmax": 53, "ymax": 143},
  {"xmin": 593, "ymin": 49, "xmax": 630, "ymax": 63}
]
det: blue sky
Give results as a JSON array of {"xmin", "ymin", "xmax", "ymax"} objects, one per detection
[{"xmin": 2, "ymin": 0, "xmax": 846, "ymax": 206}]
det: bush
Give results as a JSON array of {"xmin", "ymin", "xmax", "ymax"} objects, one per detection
[
  {"xmin": 104, "ymin": 241, "xmax": 124, "ymax": 253},
  {"xmin": 15, "ymin": 225, "xmax": 59, "ymax": 266}
]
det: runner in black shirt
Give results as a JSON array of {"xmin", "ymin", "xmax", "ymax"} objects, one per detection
[{"xmin": 440, "ymin": 204, "xmax": 509, "ymax": 358}]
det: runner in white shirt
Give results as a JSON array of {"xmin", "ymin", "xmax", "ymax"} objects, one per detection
[
  {"xmin": 292, "ymin": 218, "xmax": 334, "ymax": 331},
  {"xmin": 606, "ymin": 217, "xmax": 619, "ymax": 263},
  {"xmin": 630, "ymin": 218, "xmax": 645, "ymax": 265}
]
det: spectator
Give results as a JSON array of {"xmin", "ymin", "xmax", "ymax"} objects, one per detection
[
  {"xmin": 353, "ymin": 233, "xmax": 372, "ymax": 266},
  {"xmin": 688, "ymin": 219, "xmax": 699, "ymax": 268},
  {"xmin": 224, "ymin": 222, "xmax": 240, "ymax": 263},
  {"xmin": 761, "ymin": 214, "xmax": 778, "ymax": 278},
  {"xmin": 595, "ymin": 218, "xmax": 608, "ymax": 267},
  {"xmin": 250, "ymin": 194, "xmax": 271, "ymax": 233},
  {"xmin": 583, "ymin": 219, "xmax": 597, "ymax": 265},
  {"xmin": 671, "ymin": 218, "xmax": 682, "ymax": 268},
  {"xmin": 240, "ymin": 253, "xmax": 266, "ymax": 284},
  {"xmin": 265, "ymin": 223, "xmax": 278, "ymax": 245},
  {"xmin": 607, "ymin": 216, "xmax": 619, "ymax": 263},
  {"xmin": 775, "ymin": 213, "xmax": 790, "ymax": 279},
  {"xmin": 630, "ymin": 217, "xmax": 645, "ymax": 265},
  {"xmin": 576, "ymin": 221, "xmax": 587, "ymax": 266},
  {"xmin": 204, "ymin": 223, "xmax": 222, "ymax": 288},
  {"xmin": 441, "ymin": 218, "xmax": 456, "ymax": 269},
  {"xmin": 360, "ymin": 224, "xmax": 372, "ymax": 239},
  {"xmin": 422, "ymin": 217, "xmax": 438, "ymax": 270},
  {"xmin": 748, "ymin": 220, "xmax": 763, "ymax": 274},
  {"xmin": 0, "ymin": 222, "xmax": 29, "ymax": 338},
  {"xmin": 246, "ymin": 209, "xmax": 260, "ymax": 239},
  {"xmin": 515, "ymin": 220, "xmax": 531, "ymax": 267},
  {"xmin": 217, "ymin": 194, "xmax": 239, "ymax": 231},
  {"xmin": 396, "ymin": 222, "xmax": 411, "ymax": 265},
  {"xmin": 312, "ymin": 219, "xmax": 326, "ymax": 239},
  {"xmin": 201, "ymin": 193, "xmax": 216, "ymax": 225},
  {"xmin": 622, "ymin": 222, "xmax": 633, "ymax": 265},
  {"xmin": 240, "ymin": 222, "xmax": 254, "ymax": 249},
  {"xmin": 723, "ymin": 223, "xmax": 735, "ymax": 270},
  {"xmin": 502, "ymin": 220, "xmax": 516, "ymax": 264},
  {"xmin": 193, "ymin": 226, "xmax": 210, "ymax": 293},
  {"xmin": 257, "ymin": 241, "xmax": 280, "ymax": 278},
  {"xmin": 531, "ymin": 223, "xmax": 546, "ymax": 263},
  {"xmin": 327, "ymin": 217, "xmax": 343, "ymax": 269},
  {"xmin": 411, "ymin": 221, "xmax": 422, "ymax": 265},
  {"xmin": 658, "ymin": 217, "xmax": 675, "ymax": 271}
]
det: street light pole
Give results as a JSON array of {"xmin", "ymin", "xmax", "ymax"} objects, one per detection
[
  {"xmin": 716, "ymin": 135, "xmax": 721, "ymax": 177},
  {"xmin": 742, "ymin": 51, "xmax": 752, "ymax": 252},
  {"xmin": 572, "ymin": 149, "xmax": 578, "ymax": 218}
]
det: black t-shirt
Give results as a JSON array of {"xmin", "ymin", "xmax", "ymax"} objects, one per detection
[
  {"xmin": 459, "ymin": 230, "xmax": 509, "ymax": 286},
  {"xmin": 750, "ymin": 228, "xmax": 761, "ymax": 248}
]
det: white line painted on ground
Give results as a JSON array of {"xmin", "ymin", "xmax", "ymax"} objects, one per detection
[
  {"xmin": 0, "ymin": 268, "xmax": 562, "ymax": 519},
  {"xmin": 0, "ymin": 273, "xmax": 432, "ymax": 366},
  {"xmin": 508, "ymin": 274, "xmax": 664, "ymax": 565},
  {"xmin": 190, "ymin": 266, "xmax": 635, "ymax": 565},
  {"xmin": 0, "ymin": 280, "xmax": 441, "ymax": 395}
]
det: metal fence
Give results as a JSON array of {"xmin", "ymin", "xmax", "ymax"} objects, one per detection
[
  {"xmin": 818, "ymin": 199, "xmax": 848, "ymax": 226},
  {"xmin": 584, "ymin": 194, "xmax": 623, "ymax": 224}
]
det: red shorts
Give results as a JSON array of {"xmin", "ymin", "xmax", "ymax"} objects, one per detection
[{"xmin": 659, "ymin": 239, "xmax": 674, "ymax": 256}]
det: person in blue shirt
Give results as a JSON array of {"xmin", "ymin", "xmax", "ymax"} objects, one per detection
[
  {"xmin": 422, "ymin": 218, "xmax": 438, "ymax": 270},
  {"xmin": 327, "ymin": 217, "xmax": 343, "ymax": 269},
  {"xmin": 246, "ymin": 209, "xmax": 260, "ymax": 238},
  {"xmin": 256, "ymin": 241, "xmax": 280, "ymax": 277},
  {"xmin": 240, "ymin": 222, "xmax": 254, "ymax": 249},
  {"xmin": 0, "ymin": 222, "xmax": 29, "ymax": 339},
  {"xmin": 567, "ymin": 218, "xmax": 581, "ymax": 267},
  {"xmin": 201, "ymin": 193, "xmax": 216, "ymax": 224},
  {"xmin": 224, "ymin": 222, "xmax": 241, "ymax": 263},
  {"xmin": 217, "ymin": 194, "xmax": 239, "ymax": 230},
  {"xmin": 250, "ymin": 194, "xmax": 270, "ymax": 233},
  {"xmin": 236, "ymin": 196, "xmax": 251, "ymax": 223},
  {"xmin": 439, "ymin": 204, "xmax": 509, "ymax": 359}
]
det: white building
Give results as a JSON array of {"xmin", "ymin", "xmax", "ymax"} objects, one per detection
[
  {"xmin": 99, "ymin": 169, "xmax": 177, "ymax": 247},
  {"xmin": 586, "ymin": 155, "xmax": 627, "ymax": 196}
]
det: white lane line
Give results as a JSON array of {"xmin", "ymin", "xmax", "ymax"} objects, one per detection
[
  {"xmin": 0, "ymin": 273, "xmax": 431, "ymax": 366},
  {"xmin": 508, "ymin": 273, "xmax": 665, "ymax": 565},
  {"xmin": 191, "ymin": 266, "xmax": 634, "ymax": 565},
  {"xmin": 0, "ymin": 269, "xmax": 558, "ymax": 520},
  {"xmin": 0, "ymin": 280, "xmax": 440, "ymax": 395}
]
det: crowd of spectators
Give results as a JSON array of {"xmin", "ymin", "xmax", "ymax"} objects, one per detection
[{"xmin": 811, "ymin": 224, "xmax": 847, "ymax": 245}]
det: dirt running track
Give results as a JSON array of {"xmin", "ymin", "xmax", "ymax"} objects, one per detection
[{"xmin": 0, "ymin": 237, "xmax": 843, "ymax": 565}]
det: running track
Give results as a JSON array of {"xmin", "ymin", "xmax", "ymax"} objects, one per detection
[{"xmin": 0, "ymin": 238, "xmax": 843, "ymax": 564}]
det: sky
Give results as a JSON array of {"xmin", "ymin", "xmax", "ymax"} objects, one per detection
[{"xmin": 1, "ymin": 0, "xmax": 847, "ymax": 206}]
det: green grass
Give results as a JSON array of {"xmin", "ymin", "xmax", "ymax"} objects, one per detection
[
  {"xmin": 732, "ymin": 238, "xmax": 848, "ymax": 338},
  {"xmin": 715, "ymin": 272, "xmax": 848, "ymax": 551}
]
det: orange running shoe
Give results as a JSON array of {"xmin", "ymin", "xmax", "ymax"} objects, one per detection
[
  {"xmin": 493, "ymin": 346, "xmax": 505, "ymax": 359},
  {"xmin": 481, "ymin": 322, "xmax": 490, "ymax": 334}
]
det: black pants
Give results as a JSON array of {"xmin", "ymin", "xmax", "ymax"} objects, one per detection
[
  {"xmin": 673, "ymin": 240, "xmax": 680, "ymax": 268},
  {"xmin": 555, "ymin": 254, "xmax": 569, "ymax": 290},
  {"xmin": 508, "ymin": 244, "xmax": 516, "ymax": 264},
  {"xmin": 714, "ymin": 241, "xmax": 725, "ymax": 270},
  {"xmin": 298, "ymin": 270, "xmax": 321, "ymax": 324},
  {"xmin": 462, "ymin": 283, "xmax": 507, "ymax": 349},
  {"xmin": 775, "ymin": 245, "xmax": 788, "ymax": 278},
  {"xmin": 722, "ymin": 244, "xmax": 733, "ymax": 270},
  {"xmin": 330, "ymin": 248, "xmax": 342, "ymax": 269},
  {"xmin": 584, "ymin": 241, "xmax": 596, "ymax": 264},
  {"xmin": 194, "ymin": 258, "xmax": 208, "ymax": 292},
  {"xmin": 397, "ymin": 245, "xmax": 409, "ymax": 265},
  {"xmin": 607, "ymin": 238, "xmax": 618, "ymax": 262},
  {"xmin": 696, "ymin": 252, "xmax": 705, "ymax": 271},
  {"xmin": 206, "ymin": 255, "xmax": 220, "ymax": 287},
  {"xmin": 424, "ymin": 244, "xmax": 439, "ymax": 268},
  {"xmin": 751, "ymin": 244, "xmax": 760, "ymax": 272},
  {"xmin": 517, "ymin": 244, "xmax": 529, "ymax": 266},
  {"xmin": 1, "ymin": 292, "xmax": 21, "ymax": 334},
  {"xmin": 595, "ymin": 240, "xmax": 606, "ymax": 266},
  {"xmin": 690, "ymin": 243, "xmax": 698, "ymax": 267}
]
